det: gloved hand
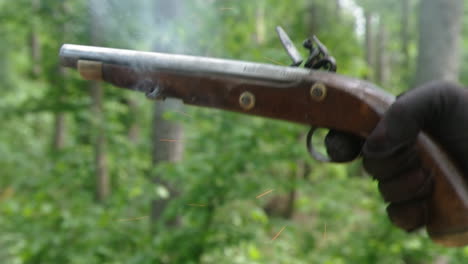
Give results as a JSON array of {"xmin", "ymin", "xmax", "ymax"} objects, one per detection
[{"xmin": 362, "ymin": 81, "xmax": 468, "ymax": 231}]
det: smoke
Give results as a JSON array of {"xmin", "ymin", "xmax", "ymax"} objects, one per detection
[
  {"xmin": 87, "ymin": 0, "xmax": 218, "ymax": 54},
  {"xmin": 88, "ymin": 0, "xmax": 155, "ymax": 50},
  {"xmin": 84, "ymin": 0, "xmax": 232, "ymax": 107},
  {"xmin": 151, "ymin": 0, "xmax": 220, "ymax": 55},
  {"xmin": 85, "ymin": 0, "xmax": 222, "ymax": 86}
]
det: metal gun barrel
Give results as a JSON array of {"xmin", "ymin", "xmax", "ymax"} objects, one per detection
[{"xmin": 60, "ymin": 44, "xmax": 312, "ymax": 83}]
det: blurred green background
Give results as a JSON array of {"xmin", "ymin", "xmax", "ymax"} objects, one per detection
[{"xmin": 1, "ymin": 0, "xmax": 468, "ymax": 263}]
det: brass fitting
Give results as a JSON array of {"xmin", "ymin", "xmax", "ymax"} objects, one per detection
[
  {"xmin": 77, "ymin": 60, "xmax": 103, "ymax": 81},
  {"xmin": 239, "ymin": 91, "xmax": 255, "ymax": 110},
  {"xmin": 310, "ymin": 82, "xmax": 327, "ymax": 101}
]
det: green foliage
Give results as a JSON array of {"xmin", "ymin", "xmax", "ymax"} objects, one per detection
[{"xmin": 1, "ymin": 0, "xmax": 468, "ymax": 263}]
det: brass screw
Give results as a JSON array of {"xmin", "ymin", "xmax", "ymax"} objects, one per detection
[
  {"xmin": 310, "ymin": 82, "xmax": 327, "ymax": 101},
  {"xmin": 239, "ymin": 91, "xmax": 255, "ymax": 110}
]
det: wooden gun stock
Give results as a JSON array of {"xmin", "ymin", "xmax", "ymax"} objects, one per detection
[{"xmin": 60, "ymin": 44, "xmax": 468, "ymax": 247}]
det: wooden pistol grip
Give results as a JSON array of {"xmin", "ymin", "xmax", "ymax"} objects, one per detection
[
  {"xmin": 325, "ymin": 76, "xmax": 468, "ymax": 247},
  {"xmin": 417, "ymin": 135, "xmax": 468, "ymax": 247},
  {"xmin": 317, "ymin": 74, "xmax": 468, "ymax": 247}
]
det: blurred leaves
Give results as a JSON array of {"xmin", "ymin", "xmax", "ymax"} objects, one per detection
[{"xmin": 1, "ymin": 0, "xmax": 468, "ymax": 263}]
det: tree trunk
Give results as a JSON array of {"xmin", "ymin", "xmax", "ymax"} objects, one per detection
[
  {"xmin": 400, "ymin": 0, "xmax": 410, "ymax": 73},
  {"xmin": 364, "ymin": 10, "xmax": 374, "ymax": 80},
  {"xmin": 151, "ymin": 0, "xmax": 185, "ymax": 225},
  {"xmin": 53, "ymin": 108, "xmax": 66, "ymax": 150},
  {"xmin": 376, "ymin": 18, "xmax": 389, "ymax": 86},
  {"xmin": 307, "ymin": 2, "xmax": 320, "ymax": 34},
  {"xmin": 335, "ymin": 0, "xmax": 341, "ymax": 21},
  {"xmin": 89, "ymin": 0, "xmax": 110, "ymax": 202},
  {"xmin": 127, "ymin": 98, "xmax": 140, "ymax": 143},
  {"xmin": 414, "ymin": 0, "xmax": 463, "ymax": 86},
  {"xmin": 29, "ymin": 0, "xmax": 41, "ymax": 78},
  {"xmin": 91, "ymin": 82, "xmax": 109, "ymax": 202},
  {"xmin": 263, "ymin": 159, "xmax": 309, "ymax": 219},
  {"xmin": 152, "ymin": 100, "xmax": 184, "ymax": 164},
  {"xmin": 255, "ymin": 2, "xmax": 265, "ymax": 45},
  {"xmin": 52, "ymin": 1, "xmax": 69, "ymax": 151}
]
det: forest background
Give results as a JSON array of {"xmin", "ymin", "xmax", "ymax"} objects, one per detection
[{"xmin": 1, "ymin": 0, "xmax": 468, "ymax": 263}]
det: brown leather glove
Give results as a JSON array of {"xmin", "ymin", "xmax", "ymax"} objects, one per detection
[{"xmin": 362, "ymin": 81, "xmax": 468, "ymax": 232}]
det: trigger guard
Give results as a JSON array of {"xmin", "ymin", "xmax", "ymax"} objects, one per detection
[{"xmin": 306, "ymin": 126, "xmax": 332, "ymax": 163}]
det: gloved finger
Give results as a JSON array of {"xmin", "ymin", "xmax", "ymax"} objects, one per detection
[
  {"xmin": 378, "ymin": 168, "xmax": 433, "ymax": 203},
  {"xmin": 363, "ymin": 99, "xmax": 419, "ymax": 158},
  {"xmin": 387, "ymin": 200, "xmax": 427, "ymax": 232},
  {"xmin": 363, "ymin": 121, "xmax": 420, "ymax": 180},
  {"xmin": 324, "ymin": 130, "xmax": 364, "ymax": 162},
  {"xmin": 363, "ymin": 141, "xmax": 419, "ymax": 181}
]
